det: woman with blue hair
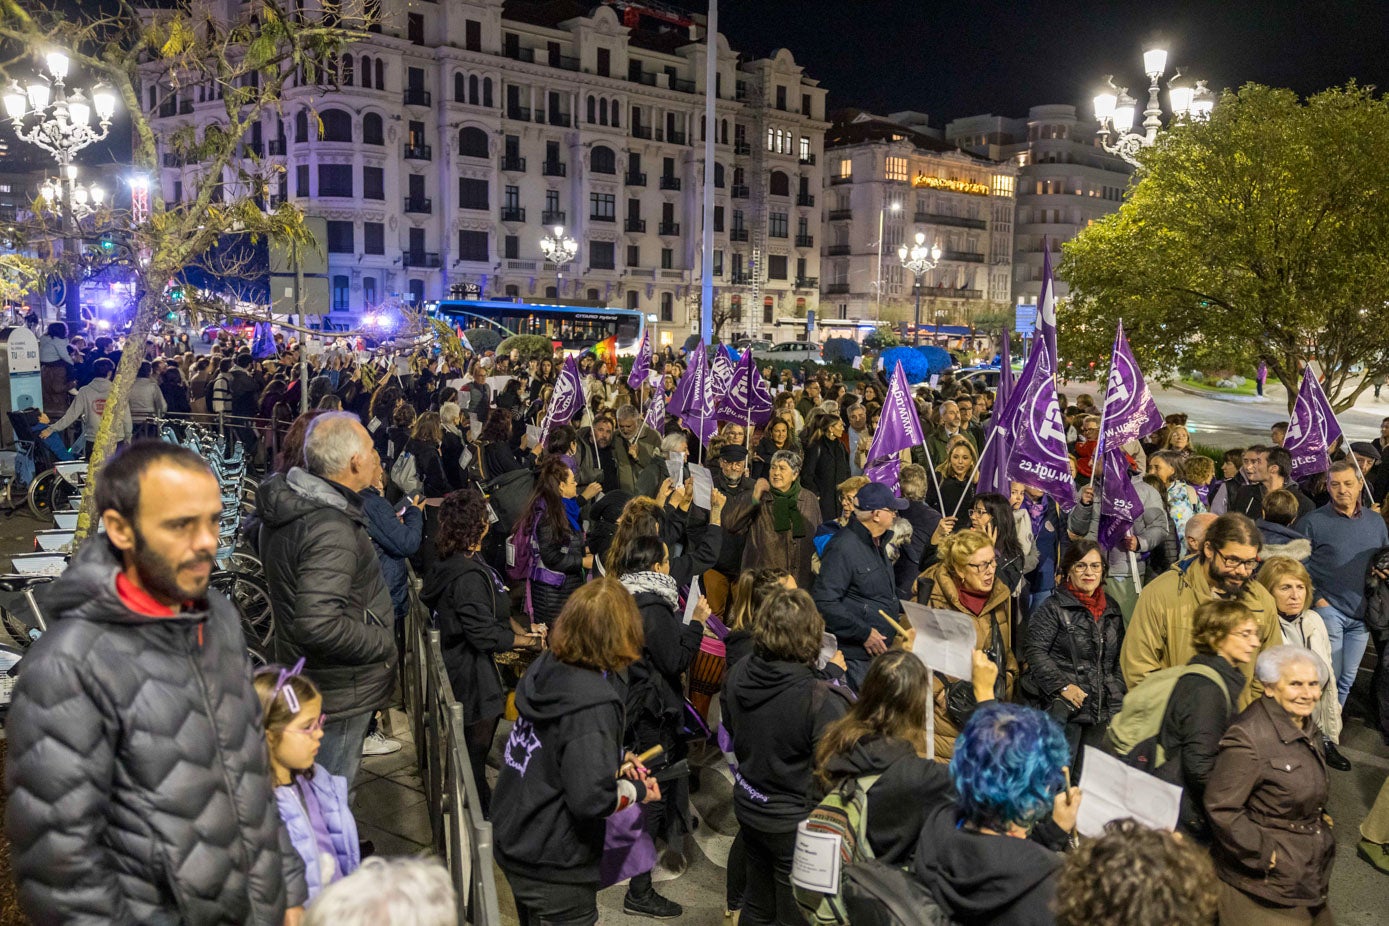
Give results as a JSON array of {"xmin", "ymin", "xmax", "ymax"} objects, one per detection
[{"xmin": 913, "ymin": 702, "xmax": 1082, "ymax": 926}]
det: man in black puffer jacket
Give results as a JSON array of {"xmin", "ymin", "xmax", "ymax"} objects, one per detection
[
  {"xmin": 258, "ymin": 412, "xmax": 396, "ymax": 787},
  {"xmin": 6, "ymin": 441, "xmax": 305, "ymax": 924}
]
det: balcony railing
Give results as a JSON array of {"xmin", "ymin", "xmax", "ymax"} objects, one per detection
[
  {"xmin": 404, "ymin": 197, "xmax": 432, "ymax": 213},
  {"xmin": 501, "ymin": 206, "xmax": 526, "ymax": 222},
  {"xmin": 179, "ymin": 99, "xmax": 193, "ymax": 114},
  {"xmin": 829, "ymin": 175, "xmax": 853, "ymax": 185},
  {"xmin": 402, "ymin": 251, "xmax": 441, "ymax": 268},
  {"xmin": 404, "ymin": 144, "xmax": 432, "ymax": 160},
  {"xmin": 795, "ymin": 234, "xmax": 815, "ymax": 248},
  {"xmin": 625, "ymin": 171, "xmax": 647, "ymax": 186},
  {"xmin": 731, "ymin": 184, "xmax": 749, "ymax": 199},
  {"xmin": 670, "ymin": 77, "xmax": 696, "ymax": 93},
  {"xmin": 542, "ymin": 160, "xmax": 566, "ymax": 177},
  {"xmin": 799, "ymin": 153, "xmax": 817, "ymax": 165},
  {"xmin": 268, "ymin": 138, "xmax": 286, "ymax": 155},
  {"xmin": 913, "ymin": 212, "xmax": 988, "ymax": 230},
  {"xmin": 554, "ymin": 55, "xmax": 580, "ymax": 72},
  {"xmin": 404, "ymin": 88, "xmax": 432, "ymax": 106},
  {"xmin": 506, "ymin": 106, "xmax": 531, "ymax": 121},
  {"xmin": 827, "ymin": 208, "xmax": 853, "ymax": 221},
  {"xmin": 590, "ymin": 213, "xmax": 616, "ymax": 223},
  {"xmin": 939, "ymin": 288, "xmax": 984, "ymax": 299},
  {"xmin": 826, "ymin": 244, "xmax": 852, "ymax": 256},
  {"xmin": 667, "ymin": 131, "xmax": 687, "ymax": 146},
  {"xmin": 659, "ymin": 175, "xmax": 681, "ymax": 191},
  {"xmin": 504, "ymin": 45, "xmax": 535, "ymax": 63},
  {"xmin": 794, "ymin": 276, "xmax": 818, "ymax": 289},
  {"xmin": 542, "ymin": 210, "xmax": 566, "ymax": 225},
  {"xmin": 796, "ymin": 192, "xmax": 815, "ymax": 207},
  {"xmin": 825, "ymin": 282, "xmax": 851, "ymax": 295},
  {"xmin": 500, "ymin": 155, "xmax": 527, "ymax": 172},
  {"xmin": 629, "ymin": 70, "xmax": 658, "ymax": 87},
  {"xmin": 549, "ymin": 112, "xmax": 571, "ymax": 127},
  {"xmin": 660, "ymin": 269, "xmax": 685, "ymax": 279},
  {"xmin": 730, "ymin": 228, "xmax": 749, "ymax": 242},
  {"xmin": 631, "ymin": 125, "xmax": 653, "ymax": 140},
  {"xmin": 733, "ymin": 141, "xmax": 751, "ymax": 155},
  {"xmin": 731, "ymin": 272, "xmax": 753, "ymax": 285},
  {"xmin": 625, "ymin": 218, "xmax": 646, "ymax": 233},
  {"xmin": 942, "ymin": 250, "xmax": 985, "ymax": 263},
  {"xmin": 658, "ymin": 222, "xmax": 680, "ymax": 236}
]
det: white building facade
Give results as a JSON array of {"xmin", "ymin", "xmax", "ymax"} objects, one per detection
[{"xmin": 144, "ymin": 0, "xmax": 827, "ymax": 346}]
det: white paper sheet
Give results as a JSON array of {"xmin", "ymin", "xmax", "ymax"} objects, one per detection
[
  {"xmin": 688, "ymin": 464, "xmax": 714, "ymax": 510},
  {"xmin": 468, "ymin": 414, "xmax": 482, "ymax": 435},
  {"xmin": 447, "ymin": 378, "xmax": 466, "ymax": 391},
  {"xmin": 666, "ymin": 451, "xmax": 686, "ymax": 489},
  {"xmin": 790, "ymin": 821, "xmax": 841, "ymax": 894},
  {"xmin": 684, "ymin": 577, "xmax": 701, "ymax": 624},
  {"xmin": 525, "ymin": 425, "xmax": 541, "ymax": 446},
  {"xmin": 901, "ymin": 601, "xmax": 977, "ymax": 680},
  {"xmin": 1076, "ymin": 746, "xmax": 1183, "ymax": 838},
  {"xmin": 488, "ymin": 375, "xmax": 512, "ymax": 395}
]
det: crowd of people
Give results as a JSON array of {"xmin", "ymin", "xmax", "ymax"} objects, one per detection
[{"xmin": 6, "ymin": 326, "xmax": 1389, "ymax": 926}]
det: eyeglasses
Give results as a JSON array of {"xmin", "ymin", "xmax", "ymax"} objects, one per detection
[
  {"xmin": 965, "ymin": 559, "xmax": 997, "ymax": 574},
  {"xmin": 1228, "ymin": 628, "xmax": 1260, "ymax": 641},
  {"xmin": 1214, "ymin": 550, "xmax": 1261, "ymax": 572},
  {"xmin": 287, "ymin": 713, "xmax": 328, "ymax": 735},
  {"xmin": 1071, "ymin": 562, "xmax": 1104, "ymax": 573},
  {"xmin": 970, "ymin": 507, "xmax": 989, "ymax": 517}
]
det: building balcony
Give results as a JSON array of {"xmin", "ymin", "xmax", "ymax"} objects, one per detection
[
  {"xmin": 731, "ymin": 272, "xmax": 753, "ymax": 285},
  {"xmin": 632, "ymin": 125, "xmax": 653, "ymax": 140},
  {"xmin": 794, "ymin": 276, "xmax": 818, "ymax": 290},
  {"xmin": 799, "ymin": 153, "xmax": 816, "ymax": 166},
  {"xmin": 590, "ymin": 213, "xmax": 616, "ymax": 223},
  {"xmin": 542, "ymin": 160, "xmax": 567, "ymax": 177},
  {"xmin": 625, "ymin": 218, "xmax": 646, "ymax": 233},
  {"xmin": 934, "ymin": 288, "xmax": 984, "ymax": 299},
  {"xmin": 554, "ymin": 54, "xmax": 580, "ymax": 72},
  {"xmin": 826, "ymin": 244, "xmax": 852, "ymax": 256},
  {"xmin": 179, "ymin": 99, "xmax": 193, "ymax": 114},
  {"xmin": 825, "ymin": 282, "xmax": 851, "ymax": 295},
  {"xmin": 504, "ymin": 45, "xmax": 535, "ymax": 63},
  {"xmin": 403, "ymin": 196, "xmax": 432, "ymax": 214},
  {"xmin": 731, "ymin": 184, "xmax": 749, "ymax": 199},
  {"xmin": 625, "ymin": 171, "xmax": 647, "ymax": 186},
  {"xmin": 942, "ymin": 250, "xmax": 985, "ymax": 263},
  {"xmin": 629, "ymin": 70, "xmax": 658, "ymax": 87},
  {"xmin": 667, "ymin": 131, "xmax": 687, "ymax": 146},
  {"xmin": 268, "ymin": 138, "xmax": 286, "ymax": 156},
  {"xmin": 402, "ymin": 251, "xmax": 440, "ymax": 268},
  {"xmin": 828, "ymin": 208, "xmax": 853, "ymax": 221},
  {"xmin": 542, "ymin": 210, "xmax": 566, "ymax": 225},
  {"xmin": 829, "ymin": 175, "xmax": 853, "ymax": 185},
  {"xmin": 403, "ymin": 143, "xmax": 432, "ymax": 160},
  {"xmin": 914, "ymin": 212, "xmax": 988, "ymax": 230},
  {"xmin": 795, "ymin": 234, "xmax": 815, "ymax": 248},
  {"xmin": 796, "ymin": 192, "xmax": 816, "ymax": 207},
  {"xmin": 659, "ymin": 175, "xmax": 682, "ymax": 191},
  {"xmin": 548, "ymin": 112, "xmax": 572, "ymax": 127},
  {"xmin": 501, "ymin": 206, "xmax": 526, "ymax": 222},
  {"xmin": 733, "ymin": 141, "xmax": 751, "ymax": 156},
  {"xmin": 501, "ymin": 155, "xmax": 527, "ymax": 172},
  {"xmin": 670, "ymin": 77, "xmax": 696, "ymax": 93},
  {"xmin": 506, "ymin": 106, "xmax": 531, "ymax": 122},
  {"xmin": 660, "ymin": 269, "xmax": 685, "ymax": 279},
  {"xmin": 403, "ymin": 88, "xmax": 432, "ymax": 107},
  {"xmin": 730, "ymin": 228, "xmax": 749, "ymax": 242},
  {"xmin": 658, "ymin": 222, "xmax": 680, "ymax": 236}
]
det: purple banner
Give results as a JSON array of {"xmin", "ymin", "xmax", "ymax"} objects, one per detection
[
  {"xmin": 710, "ymin": 344, "xmax": 736, "ymax": 407},
  {"xmin": 628, "ymin": 330, "xmax": 652, "ymax": 391},
  {"xmin": 865, "ymin": 456, "xmax": 903, "ymax": 496},
  {"xmin": 538, "ymin": 354, "xmax": 585, "ymax": 448},
  {"xmin": 864, "ymin": 362, "xmax": 925, "ymax": 460},
  {"xmin": 667, "ymin": 340, "xmax": 704, "ymax": 418},
  {"xmin": 1034, "ymin": 243, "xmax": 1057, "ymax": 363},
  {"xmin": 977, "ymin": 331, "xmax": 1014, "ymax": 497},
  {"xmin": 715, "ymin": 349, "xmax": 773, "ymax": 425},
  {"xmin": 1285, "ymin": 366, "xmax": 1344, "ymax": 478},
  {"xmin": 673, "ymin": 344, "xmax": 717, "ymax": 445},
  {"xmin": 1098, "ymin": 446, "xmax": 1143, "ymax": 549},
  {"xmin": 644, "ymin": 388, "xmax": 667, "ymax": 433},
  {"xmin": 1099, "ymin": 321, "xmax": 1163, "ymax": 452},
  {"xmin": 1005, "ymin": 358, "xmax": 1076, "ymax": 508}
]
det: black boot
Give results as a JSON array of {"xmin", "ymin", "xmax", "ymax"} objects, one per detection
[
  {"xmin": 623, "ymin": 883, "xmax": 683, "ymax": 919},
  {"xmin": 1323, "ymin": 738, "xmax": 1352, "ymax": 771}
]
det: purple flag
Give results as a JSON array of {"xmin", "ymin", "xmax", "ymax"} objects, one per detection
[
  {"xmin": 1005, "ymin": 357, "xmax": 1076, "ymax": 507},
  {"xmin": 667, "ymin": 340, "xmax": 704, "ymax": 418},
  {"xmin": 251, "ymin": 321, "xmax": 278, "ymax": 359},
  {"xmin": 976, "ymin": 331, "xmax": 1014, "ymax": 497},
  {"xmin": 1098, "ymin": 447, "xmax": 1143, "ymax": 549},
  {"xmin": 865, "ymin": 456, "xmax": 903, "ymax": 496},
  {"xmin": 1285, "ymin": 366, "xmax": 1344, "ymax": 478},
  {"xmin": 538, "ymin": 354, "xmax": 585, "ymax": 448},
  {"xmin": 715, "ymin": 349, "xmax": 773, "ymax": 425},
  {"xmin": 864, "ymin": 362, "xmax": 925, "ymax": 459},
  {"xmin": 1098, "ymin": 321, "xmax": 1163, "ymax": 453},
  {"xmin": 710, "ymin": 344, "xmax": 736, "ymax": 407},
  {"xmin": 1034, "ymin": 242, "xmax": 1057, "ymax": 363},
  {"xmin": 672, "ymin": 344, "xmax": 716, "ymax": 445},
  {"xmin": 644, "ymin": 388, "xmax": 667, "ymax": 433},
  {"xmin": 628, "ymin": 330, "xmax": 652, "ymax": 391}
]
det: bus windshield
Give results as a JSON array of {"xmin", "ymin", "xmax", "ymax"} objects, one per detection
[{"xmin": 427, "ymin": 300, "xmax": 644, "ymax": 353}]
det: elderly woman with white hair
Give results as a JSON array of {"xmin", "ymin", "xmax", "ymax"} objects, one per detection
[
  {"xmin": 723, "ymin": 448, "xmax": 821, "ymax": 589},
  {"xmin": 1205, "ymin": 645, "xmax": 1337, "ymax": 926}
]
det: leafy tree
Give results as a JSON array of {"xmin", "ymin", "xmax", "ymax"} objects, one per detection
[
  {"xmin": 0, "ymin": 0, "xmax": 367, "ymax": 538},
  {"xmin": 1060, "ymin": 82, "xmax": 1389, "ymax": 412},
  {"xmin": 496, "ymin": 334, "xmax": 555, "ymax": 361}
]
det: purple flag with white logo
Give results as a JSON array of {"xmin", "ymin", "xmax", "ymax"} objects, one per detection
[
  {"xmin": 628, "ymin": 330, "xmax": 652, "ymax": 391},
  {"xmin": 537, "ymin": 354, "xmax": 585, "ymax": 448},
  {"xmin": 976, "ymin": 330, "xmax": 1015, "ymax": 497},
  {"xmin": 1098, "ymin": 321, "xmax": 1163, "ymax": 453},
  {"xmin": 1098, "ymin": 446, "xmax": 1143, "ymax": 549},
  {"xmin": 1285, "ymin": 365, "xmax": 1344, "ymax": 478},
  {"xmin": 865, "ymin": 362, "xmax": 925, "ymax": 459},
  {"xmin": 1034, "ymin": 242, "xmax": 1058, "ymax": 363},
  {"xmin": 715, "ymin": 349, "xmax": 773, "ymax": 425},
  {"xmin": 644, "ymin": 387, "xmax": 667, "ymax": 433},
  {"xmin": 865, "ymin": 456, "xmax": 903, "ymax": 496},
  {"xmin": 710, "ymin": 344, "xmax": 737, "ymax": 406},
  {"xmin": 1005, "ymin": 354, "xmax": 1076, "ymax": 508},
  {"xmin": 672, "ymin": 344, "xmax": 716, "ymax": 445},
  {"xmin": 667, "ymin": 340, "xmax": 704, "ymax": 418}
]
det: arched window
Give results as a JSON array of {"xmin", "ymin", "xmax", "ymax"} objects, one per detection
[
  {"xmin": 714, "ymin": 163, "xmax": 725, "ymax": 188},
  {"xmin": 318, "ymin": 109, "xmax": 352, "ymax": 142},
  {"xmin": 733, "ymin": 166, "xmax": 746, "ymax": 186},
  {"xmin": 458, "ymin": 126, "xmax": 489, "ymax": 158},
  {"xmin": 586, "ymin": 95, "xmax": 596, "ymax": 124},
  {"xmin": 362, "ymin": 112, "xmax": 384, "ymax": 145},
  {"xmin": 591, "ymin": 145, "xmax": 616, "ymax": 174},
  {"xmin": 342, "ymin": 55, "xmax": 354, "ymax": 86},
  {"xmin": 610, "ymin": 99, "xmax": 619, "ymax": 128},
  {"xmin": 599, "ymin": 98, "xmax": 608, "ymax": 125},
  {"xmin": 360, "ymin": 56, "xmax": 372, "ymax": 89},
  {"xmin": 454, "ymin": 72, "xmax": 466, "ymax": 103},
  {"xmin": 482, "ymin": 78, "xmax": 493, "ymax": 108},
  {"xmin": 469, "ymin": 75, "xmax": 479, "ymax": 105},
  {"xmin": 294, "ymin": 110, "xmax": 309, "ymax": 142},
  {"xmin": 374, "ymin": 59, "xmax": 385, "ymax": 89},
  {"xmin": 769, "ymin": 170, "xmax": 790, "ymax": 197}
]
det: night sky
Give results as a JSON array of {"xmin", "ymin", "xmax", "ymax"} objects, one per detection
[{"xmin": 718, "ymin": 0, "xmax": 1389, "ymax": 123}]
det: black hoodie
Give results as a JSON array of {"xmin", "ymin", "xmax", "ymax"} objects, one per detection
[
  {"xmin": 913, "ymin": 804, "xmax": 1062, "ymax": 926},
  {"xmin": 421, "ymin": 553, "xmax": 515, "ymax": 724},
  {"xmin": 817, "ymin": 736, "xmax": 954, "ymax": 865},
  {"xmin": 491, "ymin": 651, "xmax": 631, "ymax": 884},
  {"xmin": 723, "ymin": 654, "xmax": 853, "ymax": 833}
]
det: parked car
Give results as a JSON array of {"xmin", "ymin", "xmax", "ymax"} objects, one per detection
[
  {"xmin": 201, "ymin": 321, "xmax": 254, "ymax": 343},
  {"xmin": 765, "ymin": 340, "xmax": 825, "ymax": 364},
  {"xmin": 734, "ymin": 338, "xmax": 774, "ymax": 353}
]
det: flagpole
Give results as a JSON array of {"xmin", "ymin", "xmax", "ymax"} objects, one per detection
[{"xmin": 951, "ymin": 429, "xmax": 997, "ymax": 520}]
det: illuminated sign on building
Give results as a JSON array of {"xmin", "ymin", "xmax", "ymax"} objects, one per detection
[{"xmin": 911, "ymin": 174, "xmax": 991, "ymax": 196}]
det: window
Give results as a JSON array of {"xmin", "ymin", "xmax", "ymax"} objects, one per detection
[
  {"xmin": 586, "ymin": 96, "xmax": 596, "ymax": 123},
  {"xmin": 465, "ymin": 19, "xmax": 482, "ymax": 52},
  {"xmin": 364, "ymin": 222, "xmax": 384, "ymax": 254},
  {"xmin": 660, "ymin": 247, "xmax": 673, "ymax": 270},
  {"xmin": 172, "ymin": 180, "xmax": 182, "ymax": 203},
  {"xmin": 319, "ymin": 109, "xmax": 352, "ymax": 141},
  {"xmin": 483, "ymin": 78, "xmax": 493, "ymax": 108},
  {"xmin": 504, "ymin": 235, "xmax": 519, "ymax": 259},
  {"xmin": 325, "ymin": 221, "xmax": 354, "ymax": 253},
  {"xmin": 837, "ymin": 158, "xmax": 852, "ymax": 181},
  {"xmin": 295, "ymin": 110, "xmax": 309, "ymax": 141},
  {"xmin": 797, "ymin": 216, "xmax": 809, "ymax": 238},
  {"xmin": 799, "ymin": 136, "xmax": 811, "ymax": 161},
  {"xmin": 763, "ymin": 298, "xmax": 774, "ymax": 325},
  {"xmin": 801, "ymin": 93, "xmax": 811, "ymax": 116},
  {"xmin": 592, "ymin": 146, "xmax": 616, "ymax": 174},
  {"xmin": 458, "ymin": 230, "xmax": 488, "ymax": 261},
  {"xmin": 362, "ymin": 275, "xmax": 377, "ymax": 306},
  {"xmin": 714, "ymin": 163, "xmax": 725, "ymax": 188},
  {"xmin": 407, "ymin": 12, "xmax": 424, "ymax": 44},
  {"xmin": 332, "ymin": 275, "xmax": 350, "ymax": 311},
  {"xmin": 768, "ymin": 255, "xmax": 788, "ymax": 280},
  {"xmin": 362, "ymin": 112, "xmax": 383, "ymax": 145},
  {"xmin": 713, "ymin": 249, "xmax": 723, "ymax": 276},
  {"xmin": 768, "ymin": 212, "xmax": 788, "ymax": 238},
  {"xmin": 408, "ymin": 279, "xmax": 425, "ymax": 306},
  {"xmin": 454, "ymin": 73, "xmax": 466, "ymax": 103},
  {"xmin": 362, "ymin": 166, "xmax": 384, "ymax": 200},
  {"xmin": 714, "ymin": 205, "xmax": 724, "ymax": 232},
  {"xmin": 360, "ymin": 56, "xmax": 372, "ymax": 89},
  {"xmin": 318, "ymin": 164, "xmax": 352, "ymax": 197},
  {"xmin": 295, "ymin": 163, "xmax": 309, "ymax": 195},
  {"xmin": 375, "ymin": 59, "xmax": 385, "ymax": 89},
  {"xmin": 407, "ymin": 120, "xmax": 426, "ymax": 148},
  {"xmin": 590, "ymin": 241, "xmax": 615, "ymax": 270},
  {"xmin": 597, "ymin": 48, "xmax": 611, "ymax": 77},
  {"xmin": 458, "ymin": 127, "xmax": 488, "ymax": 158},
  {"xmin": 885, "ymin": 156, "xmax": 908, "ymax": 182},
  {"xmin": 660, "ymin": 292, "xmax": 673, "ymax": 322},
  {"xmin": 504, "ymin": 185, "xmax": 520, "ymax": 210},
  {"xmin": 626, "ymin": 244, "xmax": 640, "ymax": 266},
  {"xmin": 458, "ymin": 178, "xmax": 489, "ymax": 210},
  {"xmin": 341, "ymin": 56, "xmax": 353, "ymax": 86},
  {"xmin": 590, "ymin": 192, "xmax": 615, "ymax": 220},
  {"xmin": 626, "ymin": 289, "xmax": 639, "ymax": 310},
  {"xmin": 775, "ymin": 86, "xmax": 787, "ymax": 110},
  {"xmin": 769, "ymin": 171, "xmax": 789, "ymax": 197}
]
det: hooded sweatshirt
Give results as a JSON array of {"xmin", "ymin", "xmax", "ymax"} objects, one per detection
[
  {"xmin": 722, "ymin": 654, "xmax": 853, "ymax": 833},
  {"xmin": 491, "ymin": 651, "xmax": 633, "ymax": 884},
  {"xmin": 912, "ymin": 804, "xmax": 1062, "ymax": 926},
  {"xmin": 817, "ymin": 736, "xmax": 954, "ymax": 865},
  {"xmin": 47, "ymin": 376, "xmax": 131, "ymax": 443}
]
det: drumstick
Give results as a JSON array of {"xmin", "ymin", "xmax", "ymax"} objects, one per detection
[
  {"xmin": 618, "ymin": 745, "xmax": 664, "ymax": 778},
  {"xmin": 878, "ymin": 610, "xmax": 911, "ymax": 638}
]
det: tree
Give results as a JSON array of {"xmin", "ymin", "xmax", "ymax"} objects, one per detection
[
  {"xmin": 1059, "ymin": 83, "xmax": 1389, "ymax": 412},
  {"xmin": 0, "ymin": 0, "xmax": 367, "ymax": 539}
]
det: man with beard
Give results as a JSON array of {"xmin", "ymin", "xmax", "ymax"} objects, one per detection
[
  {"xmin": 6, "ymin": 442, "xmax": 306, "ymax": 924},
  {"xmin": 613, "ymin": 404, "xmax": 659, "ymax": 493},
  {"xmin": 1122, "ymin": 512, "xmax": 1283, "ymax": 708},
  {"xmin": 577, "ymin": 414, "xmax": 621, "ymax": 493},
  {"xmin": 844, "ymin": 402, "xmax": 871, "ymax": 476}
]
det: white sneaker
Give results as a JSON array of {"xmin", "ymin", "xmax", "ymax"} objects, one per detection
[{"xmin": 361, "ymin": 731, "xmax": 403, "ymax": 756}]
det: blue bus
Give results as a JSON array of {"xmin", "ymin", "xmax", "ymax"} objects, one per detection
[{"xmin": 424, "ymin": 299, "xmax": 645, "ymax": 354}]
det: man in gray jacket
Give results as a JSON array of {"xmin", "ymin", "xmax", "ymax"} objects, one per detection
[
  {"xmin": 38, "ymin": 356, "xmax": 131, "ymax": 456},
  {"xmin": 6, "ymin": 441, "xmax": 305, "ymax": 924},
  {"xmin": 1068, "ymin": 468, "xmax": 1172, "ymax": 621}
]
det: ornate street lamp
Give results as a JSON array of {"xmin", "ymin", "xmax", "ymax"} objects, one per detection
[
  {"xmin": 539, "ymin": 224, "xmax": 579, "ymax": 294},
  {"xmin": 5, "ymin": 50, "xmax": 118, "ymax": 325},
  {"xmin": 1092, "ymin": 45, "xmax": 1213, "ymax": 167},
  {"xmin": 898, "ymin": 231, "xmax": 941, "ymax": 347}
]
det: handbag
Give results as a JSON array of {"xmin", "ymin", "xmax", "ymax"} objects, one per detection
[{"xmin": 598, "ymin": 804, "xmax": 657, "ymax": 888}]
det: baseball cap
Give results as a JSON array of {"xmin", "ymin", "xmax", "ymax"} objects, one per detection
[{"xmin": 855, "ymin": 483, "xmax": 909, "ymax": 512}]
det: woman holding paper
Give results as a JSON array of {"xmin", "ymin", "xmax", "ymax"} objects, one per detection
[{"xmin": 1205, "ymin": 645, "xmax": 1336, "ymax": 925}]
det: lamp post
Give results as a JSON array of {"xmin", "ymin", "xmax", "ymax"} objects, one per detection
[
  {"xmin": 898, "ymin": 232, "xmax": 941, "ymax": 346},
  {"xmin": 4, "ymin": 51, "xmax": 118, "ymax": 327},
  {"xmin": 539, "ymin": 224, "xmax": 579, "ymax": 296},
  {"xmin": 875, "ymin": 198, "xmax": 901, "ymax": 321},
  {"xmin": 1092, "ymin": 46, "xmax": 1212, "ymax": 167}
]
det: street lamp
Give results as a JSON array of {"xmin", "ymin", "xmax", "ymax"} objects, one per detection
[
  {"xmin": 898, "ymin": 231, "xmax": 941, "ymax": 347},
  {"xmin": 875, "ymin": 198, "xmax": 901, "ymax": 321},
  {"xmin": 539, "ymin": 224, "xmax": 578, "ymax": 294},
  {"xmin": 5, "ymin": 49, "xmax": 118, "ymax": 326},
  {"xmin": 1092, "ymin": 45, "xmax": 1212, "ymax": 166},
  {"xmin": 37, "ymin": 164, "xmax": 106, "ymax": 219}
]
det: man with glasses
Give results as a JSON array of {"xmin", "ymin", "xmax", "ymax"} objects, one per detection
[{"xmin": 1122, "ymin": 512, "xmax": 1283, "ymax": 709}]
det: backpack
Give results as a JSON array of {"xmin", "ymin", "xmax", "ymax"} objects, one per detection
[
  {"xmin": 840, "ymin": 859, "xmax": 954, "ymax": 926},
  {"xmin": 793, "ymin": 772, "xmax": 883, "ymax": 925},
  {"xmin": 1104, "ymin": 663, "xmax": 1232, "ymax": 771},
  {"xmin": 390, "ymin": 450, "xmax": 422, "ymax": 497}
]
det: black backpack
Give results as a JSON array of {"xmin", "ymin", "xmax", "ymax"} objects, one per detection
[{"xmin": 840, "ymin": 859, "xmax": 955, "ymax": 926}]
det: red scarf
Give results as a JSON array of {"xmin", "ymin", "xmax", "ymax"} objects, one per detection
[
  {"xmin": 957, "ymin": 585, "xmax": 990, "ymax": 616},
  {"xmin": 1067, "ymin": 581, "xmax": 1107, "ymax": 621}
]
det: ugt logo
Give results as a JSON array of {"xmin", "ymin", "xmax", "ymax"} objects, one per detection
[{"xmin": 1107, "ymin": 355, "xmax": 1132, "ymax": 406}]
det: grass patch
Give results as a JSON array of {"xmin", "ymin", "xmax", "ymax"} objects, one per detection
[{"xmin": 1181, "ymin": 376, "xmax": 1260, "ymax": 396}]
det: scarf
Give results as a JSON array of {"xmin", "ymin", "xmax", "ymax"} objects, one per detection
[
  {"xmin": 561, "ymin": 496, "xmax": 582, "ymax": 534},
  {"xmin": 1022, "ymin": 495, "xmax": 1048, "ymax": 540},
  {"xmin": 1066, "ymin": 580, "xmax": 1108, "ymax": 621},
  {"xmin": 619, "ymin": 570, "xmax": 679, "ymax": 610},
  {"xmin": 769, "ymin": 480, "xmax": 807, "ymax": 538}
]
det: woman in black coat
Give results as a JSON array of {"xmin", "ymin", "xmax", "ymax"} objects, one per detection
[
  {"xmin": 513, "ymin": 457, "xmax": 594, "ymax": 623},
  {"xmin": 480, "ymin": 407, "xmax": 526, "ymax": 479},
  {"xmin": 422, "ymin": 488, "xmax": 543, "ymax": 815},
  {"xmin": 800, "ymin": 413, "xmax": 850, "ymax": 523},
  {"xmin": 404, "ymin": 412, "xmax": 453, "ymax": 500},
  {"xmin": 1022, "ymin": 539, "xmax": 1127, "ymax": 773}
]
